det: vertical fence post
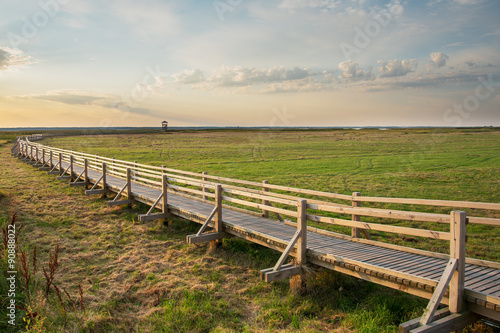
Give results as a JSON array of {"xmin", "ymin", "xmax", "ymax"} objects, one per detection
[
  {"xmin": 30, "ymin": 146, "xmax": 34, "ymax": 160},
  {"xmin": 162, "ymin": 167, "xmax": 168, "ymax": 215},
  {"xmin": 126, "ymin": 168, "xmax": 132, "ymax": 200},
  {"xmin": 42, "ymin": 149, "xmax": 45, "ymax": 164},
  {"xmin": 209, "ymin": 184, "xmax": 223, "ymax": 252},
  {"xmin": 352, "ymin": 192, "xmax": 361, "ymax": 238},
  {"xmin": 262, "ymin": 180, "xmax": 269, "ymax": 218},
  {"xmin": 102, "ymin": 163, "xmax": 107, "ymax": 194},
  {"xmin": 215, "ymin": 184, "xmax": 222, "ymax": 232},
  {"xmin": 297, "ymin": 199, "xmax": 307, "ymax": 265},
  {"xmin": 449, "ymin": 211, "xmax": 466, "ymax": 314},
  {"xmin": 69, "ymin": 155, "xmax": 74, "ymax": 179},
  {"xmin": 84, "ymin": 159, "xmax": 88, "ymax": 186},
  {"xmin": 58, "ymin": 153, "xmax": 62, "ymax": 174},
  {"xmin": 49, "ymin": 151, "xmax": 53, "ymax": 168},
  {"xmin": 202, "ymin": 171, "xmax": 208, "ymax": 200}
]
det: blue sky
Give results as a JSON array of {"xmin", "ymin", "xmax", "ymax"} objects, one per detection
[{"xmin": 1, "ymin": 0, "xmax": 499, "ymax": 127}]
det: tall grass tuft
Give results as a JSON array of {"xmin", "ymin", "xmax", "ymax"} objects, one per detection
[{"xmin": 42, "ymin": 244, "xmax": 59, "ymax": 297}]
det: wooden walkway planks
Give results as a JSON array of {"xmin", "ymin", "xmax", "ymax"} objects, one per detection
[{"xmin": 25, "ymin": 149, "xmax": 500, "ymax": 320}]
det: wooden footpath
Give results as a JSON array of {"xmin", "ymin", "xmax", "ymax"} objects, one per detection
[{"xmin": 11, "ymin": 137, "xmax": 500, "ymax": 332}]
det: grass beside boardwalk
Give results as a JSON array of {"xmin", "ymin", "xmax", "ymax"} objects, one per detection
[{"xmin": 44, "ymin": 128, "xmax": 500, "ymax": 261}]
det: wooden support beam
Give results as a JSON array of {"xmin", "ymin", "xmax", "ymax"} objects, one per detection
[
  {"xmin": 107, "ymin": 200, "xmax": 133, "ymax": 207},
  {"xmin": 85, "ymin": 189, "xmax": 107, "ymax": 195},
  {"xmin": 399, "ymin": 308, "xmax": 451, "ymax": 333},
  {"xmin": 69, "ymin": 182, "xmax": 87, "ymax": 187},
  {"xmin": 409, "ymin": 311, "xmax": 480, "ymax": 333},
  {"xmin": 275, "ymin": 230, "xmax": 302, "ymax": 271},
  {"xmin": 137, "ymin": 179, "xmax": 169, "ymax": 222},
  {"xmin": 261, "ymin": 264, "xmax": 302, "ymax": 283},
  {"xmin": 86, "ymin": 163, "xmax": 107, "ymax": 194},
  {"xmin": 186, "ymin": 232, "xmax": 226, "ymax": 244},
  {"xmin": 449, "ymin": 211, "xmax": 466, "ymax": 314},
  {"xmin": 420, "ymin": 259, "xmax": 458, "ymax": 326},
  {"xmin": 196, "ymin": 207, "xmax": 218, "ymax": 236},
  {"xmin": 138, "ymin": 213, "xmax": 169, "ymax": 222},
  {"xmin": 70, "ymin": 169, "xmax": 86, "ymax": 186}
]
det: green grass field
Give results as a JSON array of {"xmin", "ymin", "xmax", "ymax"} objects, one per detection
[
  {"xmin": 44, "ymin": 128, "xmax": 500, "ymax": 260},
  {"xmin": 1, "ymin": 129, "xmax": 499, "ymax": 332},
  {"xmin": 43, "ymin": 128, "xmax": 500, "ymax": 203}
]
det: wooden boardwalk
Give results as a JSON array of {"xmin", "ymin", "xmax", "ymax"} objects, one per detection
[{"xmin": 12, "ymin": 137, "xmax": 500, "ymax": 332}]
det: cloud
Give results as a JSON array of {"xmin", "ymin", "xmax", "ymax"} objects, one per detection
[
  {"xmin": 453, "ymin": 0, "xmax": 486, "ymax": 4},
  {"xmin": 279, "ymin": 0, "xmax": 340, "ymax": 10},
  {"xmin": 207, "ymin": 66, "xmax": 312, "ymax": 87},
  {"xmin": 378, "ymin": 59, "xmax": 417, "ymax": 77},
  {"xmin": 483, "ymin": 29, "xmax": 500, "ymax": 37},
  {"xmin": 172, "ymin": 69, "xmax": 205, "ymax": 84},
  {"xmin": 465, "ymin": 60, "xmax": 476, "ymax": 67},
  {"xmin": 16, "ymin": 90, "xmax": 151, "ymax": 115},
  {"xmin": 0, "ymin": 47, "xmax": 33, "ymax": 71},
  {"xmin": 364, "ymin": 72, "xmax": 496, "ymax": 92},
  {"xmin": 444, "ymin": 42, "xmax": 464, "ymax": 48},
  {"xmin": 430, "ymin": 52, "xmax": 449, "ymax": 68},
  {"xmin": 168, "ymin": 66, "xmax": 338, "ymax": 93},
  {"xmin": 338, "ymin": 61, "xmax": 373, "ymax": 81}
]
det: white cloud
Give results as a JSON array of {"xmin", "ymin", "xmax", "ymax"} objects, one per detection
[
  {"xmin": 338, "ymin": 61, "xmax": 373, "ymax": 80},
  {"xmin": 279, "ymin": 0, "xmax": 340, "ymax": 10},
  {"xmin": 453, "ymin": 0, "xmax": 486, "ymax": 4},
  {"xmin": 483, "ymin": 29, "xmax": 500, "ymax": 37},
  {"xmin": 207, "ymin": 66, "xmax": 312, "ymax": 87},
  {"xmin": 430, "ymin": 52, "xmax": 449, "ymax": 68},
  {"xmin": 0, "ymin": 47, "xmax": 33, "ymax": 71},
  {"xmin": 16, "ymin": 90, "xmax": 151, "ymax": 115},
  {"xmin": 172, "ymin": 69, "xmax": 205, "ymax": 84},
  {"xmin": 378, "ymin": 59, "xmax": 417, "ymax": 77}
]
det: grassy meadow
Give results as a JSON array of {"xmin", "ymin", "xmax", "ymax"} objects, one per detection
[
  {"xmin": 1, "ymin": 128, "xmax": 499, "ymax": 332},
  {"xmin": 44, "ymin": 127, "xmax": 500, "ymax": 260}
]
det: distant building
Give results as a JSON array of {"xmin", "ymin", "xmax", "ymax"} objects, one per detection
[{"xmin": 162, "ymin": 121, "xmax": 168, "ymax": 132}]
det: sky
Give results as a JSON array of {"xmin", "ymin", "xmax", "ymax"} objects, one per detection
[{"xmin": 0, "ymin": 0, "xmax": 499, "ymax": 128}]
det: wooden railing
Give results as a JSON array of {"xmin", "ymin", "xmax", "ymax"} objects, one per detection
[{"xmin": 15, "ymin": 137, "xmax": 500, "ymax": 243}]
